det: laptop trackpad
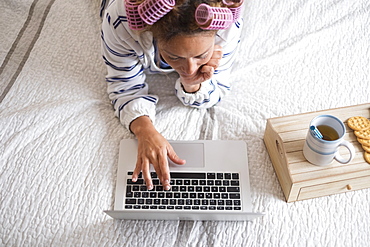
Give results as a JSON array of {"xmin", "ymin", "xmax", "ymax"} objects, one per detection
[{"xmin": 168, "ymin": 143, "xmax": 205, "ymax": 168}]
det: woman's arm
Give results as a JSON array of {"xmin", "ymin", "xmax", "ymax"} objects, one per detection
[{"xmin": 101, "ymin": 9, "xmax": 158, "ymax": 130}]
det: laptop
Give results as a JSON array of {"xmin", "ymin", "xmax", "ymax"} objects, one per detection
[{"xmin": 105, "ymin": 139, "xmax": 264, "ymax": 221}]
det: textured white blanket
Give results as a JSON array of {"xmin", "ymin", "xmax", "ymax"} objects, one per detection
[{"xmin": 1, "ymin": 0, "xmax": 369, "ymax": 246}]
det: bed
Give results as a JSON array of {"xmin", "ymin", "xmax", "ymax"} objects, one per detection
[{"xmin": 1, "ymin": 0, "xmax": 369, "ymax": 246}]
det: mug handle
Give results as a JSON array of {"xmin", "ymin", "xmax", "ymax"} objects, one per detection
[{"xmin": 334, "ymin": 140, "xmax": 356, "ymax": 164}]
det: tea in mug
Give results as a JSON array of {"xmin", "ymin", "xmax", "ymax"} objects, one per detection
[{"xmin": 317, "ymin": 125, "xmax": 340, "ymax": 141}]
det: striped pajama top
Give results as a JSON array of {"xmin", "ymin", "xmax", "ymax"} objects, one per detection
[{"xmin": 101, "ymin": 0, "xmax": 243, "ymax": 130}]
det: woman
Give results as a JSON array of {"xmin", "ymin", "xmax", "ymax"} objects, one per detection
[{"xmin": 101, "ymin": 0, "xmax": 243, "ymax": 190}]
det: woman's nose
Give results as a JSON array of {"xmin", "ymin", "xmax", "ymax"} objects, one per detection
[{"xmin": 182, "ymin": 59, "xmax": 198, "ymax": 75}]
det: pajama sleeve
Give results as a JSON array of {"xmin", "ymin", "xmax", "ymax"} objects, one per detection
[{"xmin": 101, "ymin": 10, "xmax": 158, "ymax": 130}]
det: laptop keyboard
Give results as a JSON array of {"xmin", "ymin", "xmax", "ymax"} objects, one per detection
[{"xmin": 124, "ymin": 172, "xmax": 242, "ymax": 211}]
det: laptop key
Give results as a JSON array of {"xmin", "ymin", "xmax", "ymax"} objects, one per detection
[
  {"xmin": 234, "ymin": 200, "xmax": 241, "ymax": 205},
  {"xmin": 127, "ymin": 178, "xmax": 144, "ymax": 184},
  {"xmin": 175, "ymin": 206, "xmax": 182, "ymax": 210},
  {"xmin": 229, "ymin": 193, "xmax": 240, "ymax": 199},
  {"xmin": 166, "ymin": 192, "xmax": 173, "ymax": 198},
  {"xmin": 174, "ymin": 192, "xmax": 181, "ymax": 198},
  {"xmin": 170, "ymin": 172, "xmax": 206, "ymax": 179},
  {"xmin": 125, "ymin": 199, "xmax": 136, "ymax": 204},
  {"xmin": 227, "ymin": 187, "xmax": 240, "ymax": 192},
  {"xmin": 140, "ymin": 186, "xmax": 147, "ymax": 191},
  {"xmin": 231, "ymin": 181, "xmax": 239, "ymax": 186},
  {"xmin": 197, "ymin": 193, "xmax": 204, "ymax": 198},
  {"xmin": 217, "ymin": 200, "xmax": 225, "ymax": 205},
  {"xmin": 156, "ymin": 186, "xmax": 164, "ymax": 191}
]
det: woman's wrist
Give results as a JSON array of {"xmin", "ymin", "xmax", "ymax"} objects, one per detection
[
  {"xmin": 129, "ymin": 115, "xmax": 155, "ymax": 137},
  {"xmin": 181, "ymin": 82, "xmax": 201, "ymax": 94}
]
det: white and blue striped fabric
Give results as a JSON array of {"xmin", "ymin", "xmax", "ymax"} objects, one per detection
[{"xmin": 101, "ymin": 0, "xmax": 243, "ymax": 130}]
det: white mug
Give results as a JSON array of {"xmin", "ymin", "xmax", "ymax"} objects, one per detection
[{"xmin": 303, "ymin": 115, "xmax": 355, "ymax": 166}]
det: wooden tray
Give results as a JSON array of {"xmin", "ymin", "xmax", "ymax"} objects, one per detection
[{"xmin": 263, "ymin": 103, "xmax": 370, "ymax": 202}]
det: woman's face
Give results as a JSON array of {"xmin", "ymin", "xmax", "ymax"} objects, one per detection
[{"xmin": 158, "ymin": 34, "xmax": 215, "ymax": 81}]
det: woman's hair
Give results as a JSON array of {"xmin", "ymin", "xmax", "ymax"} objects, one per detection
[{"xmin": 141, "ymin": 0, "xmax": 225, "ymax": 42}]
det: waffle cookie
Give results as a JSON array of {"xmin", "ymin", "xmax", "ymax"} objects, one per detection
[
  {"xmin": 354, "ymin": 128, "xmax": 370, "ymax": 140},
  {"xmin": 347, "ymin": 116, "xmax": 370, "ymax": 131}
]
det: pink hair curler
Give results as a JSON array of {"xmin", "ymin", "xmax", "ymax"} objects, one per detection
[
  {"xmin": 138, "ymin": 0, "xmax": 175, "ymax": 25},
  {"xmin": 222, "ymin": 0, "xmax": 244, "ymax": 21},
  {"xmin": 195, "ymin": 3, "xmax": 234, "ymax": 30},
  {"xmin": 124, "ymin": 0, "xmax": 146, "ymax": 30}
]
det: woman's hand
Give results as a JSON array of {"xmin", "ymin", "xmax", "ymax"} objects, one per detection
[
  {"xmin": 180, "ymin": 45, "xmax": 222, "ymax": 93},
  {"xmin": 130, "ymin": 116, "xmax": 186, "ymax": 190}
]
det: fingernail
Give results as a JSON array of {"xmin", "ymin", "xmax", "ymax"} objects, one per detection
[
  {"xmin": 148, "ymin": 184, "xmax": 153, "ymax": 190},
  {"xmin": 132, "ymin": 177, "xmax": 137, "ymax": 182},
  {"xmin": 164, "ymin": 185, "xmax": 171, "ymax": 191}
]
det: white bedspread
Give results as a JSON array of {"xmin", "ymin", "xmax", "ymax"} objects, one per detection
[{"xmin": 1, "ymin": 0, "xmax": 369, "ymax": 246}]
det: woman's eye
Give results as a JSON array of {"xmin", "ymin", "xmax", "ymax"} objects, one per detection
[{"xmin": 168, "ymin": 56, "xmax": 179, "ymax": 61}]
